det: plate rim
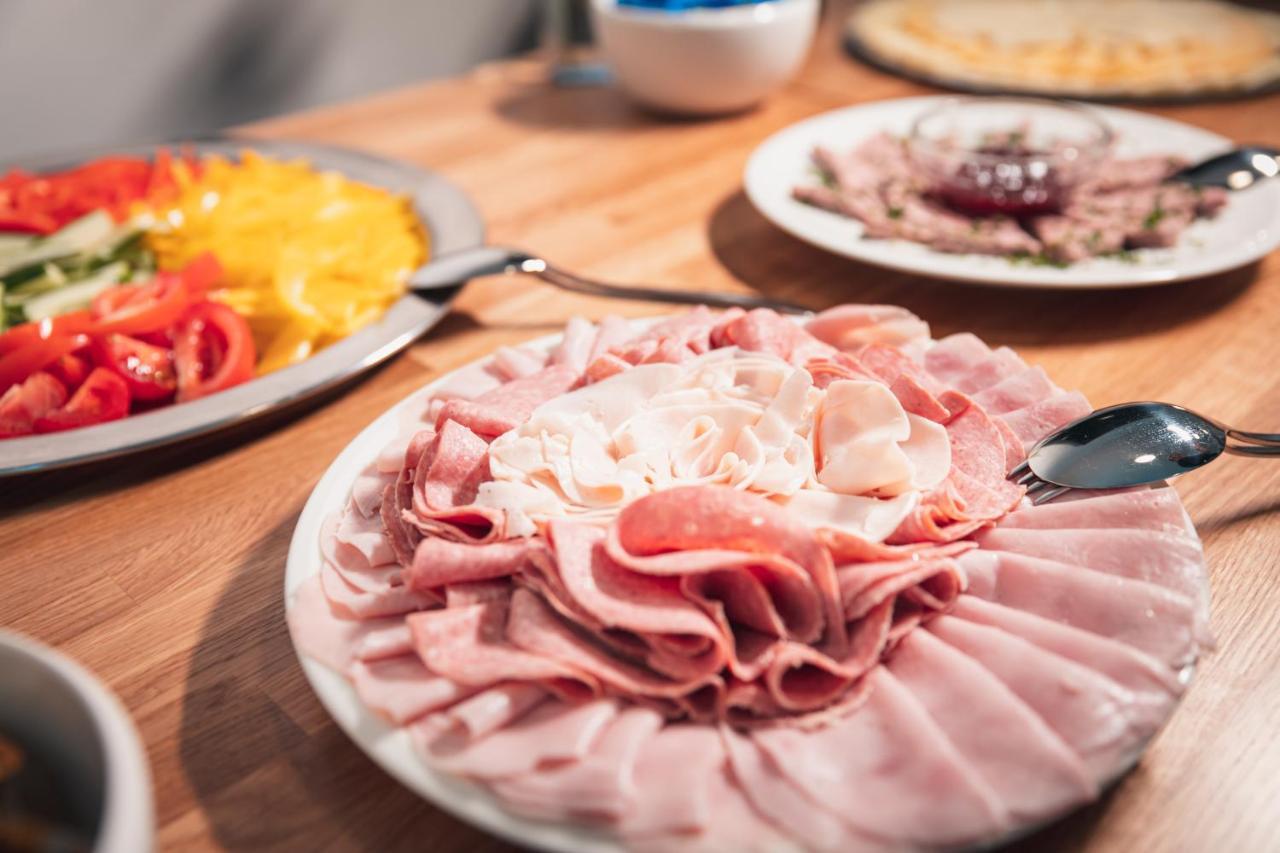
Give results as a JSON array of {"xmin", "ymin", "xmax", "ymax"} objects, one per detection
[
  {"xmin": 0, "ymin": 137, "xmax": 484, "ymax": 477},
  {"xmin": 743, "ymin": 95, "xmax": 1280, "ymax": 288}
]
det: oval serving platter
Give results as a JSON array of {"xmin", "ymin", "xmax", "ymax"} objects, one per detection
[{"xmin": 0, "ymin": 137, "xmax": 484, "ymax": 477}]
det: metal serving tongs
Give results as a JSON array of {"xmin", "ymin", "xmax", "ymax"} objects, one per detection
[{"xmin": 1010, "ymin": 402, "xmax": 1280, "ymax": 504}]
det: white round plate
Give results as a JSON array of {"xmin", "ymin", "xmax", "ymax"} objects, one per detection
[
  {"xmin": 0, "ymin": 138, "xmax": 483, "ymax": 477},
  {"xmin": 744, "ymin": 96, "xmax": 1280, "ymax": 288},
  {"xmin": 284, "ymin": 317, "xmax": 1193, "ymax": 851},
  {"xmin": 284, "ymin": 327, "xmax": 623, "ymax": 853}
]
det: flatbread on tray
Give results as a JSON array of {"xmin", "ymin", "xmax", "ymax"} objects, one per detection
[{"xmin": 847, "ymin": 0, "xmax": 1280, "ymax": 100}]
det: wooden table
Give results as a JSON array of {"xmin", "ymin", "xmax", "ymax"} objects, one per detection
[{"xmin": 4, "ymin": 4, "xmax": 1279, "ymax": 850}]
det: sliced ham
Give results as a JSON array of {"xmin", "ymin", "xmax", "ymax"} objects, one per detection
[
  {"xmin": 406, "ymin": 598, "xmax": 599, "ymax": 699},
  {"xmin": 434, "ymin": 364, "xmax": 579, "ymax": 438},
  {"xmin": 928, "ymin": 615, "xmax": 1172, "ymax": 782},
  {"xmin": 975, "ymin": 527, "xmax": 1209, "ymax": 622},
  {"xmin": 972, "ymin": 366, "xmax": 1058, "ymax": 415},
  {"xmin": 415, "ymin": 697, "xmax": 617, "ymax": 780},
  {"xmin": 949, "ymin": 595, "xmax": 1184, "ymax": 702},
  {"xmin": 925, "ymin": 334, "xmax": 1024, "ymax": 394},
  {"xmin": 620, "ymin": 724, "xmax": 727, "ymax": 838},
  {"xmin": 887, "ymin": 630, "xmax": 1096, "ymax": 819},
  {"xmin": 721, "ymin": 725, "xmax": 885, "ymax": 852},
  {"xmin": 407, "ymin": 419, "xmax": 504, "ymax": 543},
  {"xmin": 999, "ymin": 487, "xmax": 1192, "ymax": 534},
  {"xmin": 288, "ymin": 575, "xmax": 403, "ymax": 673},
  {"xmin": 351, "ymin": 656, "xmax": 477, "ymax": 725},
  {"xmin": 958, "ymin": 550, "xmax": 1200, "ymax": 666},
  {"xmin": 753, "ymin": 667, "xmax": 1009, "ymax": 846},
  {"xmin": 320, "ymin": 561, "xmax": 438, "ymax": 620},
  {"xmin": 490, "ymin": 706, "xmax": 663, "ymax": 823},
  {"xmin": 999, "ymin": 391, "xmax": 1093, "ymax": 448}
]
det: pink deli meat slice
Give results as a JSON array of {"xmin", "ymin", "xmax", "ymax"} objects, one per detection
[
  {"xmin": 320, "ymin": 560, "xmax": 438, "ymax": 620},
  {"xmin": 804, "ymin": 304, "xmax": 932, "ymax": 352},
  {"xmin": 434, "ymin": 364, "xmax": 579, "ymax": 438},
  {"xmin": 925, "ymin": 334, "xmax": 1025, "ymax": 394},
  {"xmin": 972, "ymin": 366, "xmax": 1059, "ymax": 415},
  {"xmin": 490, "ymin": 706, "xmax": 663, "ymax": 824},
  {"xmin": 928, "ymin": 615, "xmax": 1173, "ymax": 782},
  {"xmin": 406, "ymin": 598, "xmax": 600, "ymax": 700},
  {"xmin": 753, "ymin": 667, "xmax": 1009, "ymax": 846},
  {"xmin": 445, "ymin": 682, "xmax": 549, "ymax": 739},
  {"xmin": 288, "ymin": 575, "xmax": 403, "ymax": 673},
  {"xmin": 620, "ymin": 724, "xmax": 728, "ymax": 839},
  {"xmin": 406, "ymin": 538, "xmax": 533, "ymax": 593},
  {"xmin": 948, "ymin": 596, "xmax": 1184, "ymax": 704},
  {"xmin": 999, "ymin": 487, "xmax": 1193, "ymax": 534},
  {"xmin": 999, "ymin": 391, "xmax": 1093, "ymax": 449},
  {"xmin": 608, "ymin": 485, "xmax": 845, "ymax": 654},
  {"xmin": 975, "ymin": 527, "xmax": 1210, "ymax": 624},
  {"xmin": 887, "ymin": 630, "xmax": 1096, "ymax": 819},
  {"xmin": 408, "ymin": 419, "xmax": 503, "ymax": 543},
  {"xmin": 350, "ymin": 656, "xmax": 478, "ymax": 725},
  {"xmin": 958, "ymin": 550, "xmax": 1200, "ymax": 666},
  {"xmin": 504, "ymin": 588, "xmax": 722, "ymax": 711},
  {"xmin": 323, "ymin": 511, "xmax": 399, "ymax": 593},
  {"xmin": 630, "ymin": 765, "xmax": 795, "ymax": 853},
  {"xmin": 713, "ymin": 308, "xmax": 837, "ymax": 365},
  {"xmin": 721, "ymin": 725, "xmax": 885, "ymax": 852},
  {"xmin": 416, "ymin": 697, "xmax": 617, "ymax": 780}
]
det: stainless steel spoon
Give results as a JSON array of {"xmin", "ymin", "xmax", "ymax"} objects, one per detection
[
  {"xmin": 408, "ymin": 246, "xmax": 810, "ymax": 315},
  {"xmin": 1170, "ymin": 145, "xmax": 1280, "ymax": 190},
  {"xmin": 1010, "ymin": 402, "xmax": 1280, "ymax": 504}
]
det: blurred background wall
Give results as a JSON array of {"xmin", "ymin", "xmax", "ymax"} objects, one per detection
[{"xmin": 0, "ymin": 0, "xmax": 540, "ymax": 161}]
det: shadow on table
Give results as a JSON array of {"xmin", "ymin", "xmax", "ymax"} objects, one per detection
[
  {"xmin": 175, "ymin": 510, "xmax": 514, "ymax": 852},
  {"xmin": 706, "ymin": 189, "xmax": 1261, "ymax": 344},
  {"xmin": 493, "ymin": 81, "xmax": 646, "ymax": 132}
]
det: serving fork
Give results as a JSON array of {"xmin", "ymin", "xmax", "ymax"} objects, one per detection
[
  {"xmin": 1009, "ymin": 402, "xmax": 1280, "ymax": 504},
  {"xmin": 409, "ymin": 245, "xmax": 811, "ymax": 315}
]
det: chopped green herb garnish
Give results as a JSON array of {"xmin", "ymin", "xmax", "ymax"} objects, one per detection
[
  {"xmin": 887, "ymin": 206, "xmax": 904, "ymax": 219},
  {"xmin": 1143, "ymin": 205, "xmax": 1165, "ymax": 229},
  {"xmin": 809, "ymin": 166, "xmax": 837, "ymax": 190},
  {"xmin": 1009, "ymin": 251, "xmax": 1069, "ymax": 268},
  {"xmin": 1101, "ymin": 249, "xmax": 1140, "ymax": 264}
]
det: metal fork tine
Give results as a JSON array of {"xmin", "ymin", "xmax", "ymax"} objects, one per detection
[
  {"xmin": 1014, "ymin": 469, "xmax": 1039, "ymax": 486},
  {"xmin": 1032, "ymin": 485, "xmax": 1071, "ymax": 505},
  {"xmin": 1024, "ymin": 477, "xmax": 1052, "ymax": 495},
  {"xmin": 1008, "ymin": 460, "xmax": 1030, "ymax": 480}
]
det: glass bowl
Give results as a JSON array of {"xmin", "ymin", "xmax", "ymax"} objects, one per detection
[{"xmin": 908, "ymin": 96, "xmax": 1114, "ymax": 216}]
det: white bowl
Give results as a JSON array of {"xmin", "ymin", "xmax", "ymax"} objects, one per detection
[
  {"xmin": 0, "ymin": 631, "xmax": 154, "ymax": 853},
  {"xmin": 591, "ymin": 0, "xmax": 819, "ymax": 115}
]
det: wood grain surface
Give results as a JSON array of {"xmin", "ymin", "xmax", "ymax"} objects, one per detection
[{"xmin": 3, "ymin": 3, "xmax": 1279, "ymax": 850}]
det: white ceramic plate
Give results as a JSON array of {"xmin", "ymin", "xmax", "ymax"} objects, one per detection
[
  {"xmin": 0, "ymin": 138, "xmax": 484, "ymax": 477},
  {"xmin": 744, "ymin": 96, "xmax": 1280, "ymax": 288},
  {"xmin": 284, "ymin": 318, "xmax": 1195, "ymax": 852}
]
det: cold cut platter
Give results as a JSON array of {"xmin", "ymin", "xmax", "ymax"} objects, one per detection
[{"xmin": 286, "ymin": 304, "xmax": 1211, "ymax": 851}]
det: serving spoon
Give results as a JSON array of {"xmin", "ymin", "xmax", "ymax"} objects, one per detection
[
  {"xmin": 1169, "ymin": 145, "xmax": 1280, "ymax": 190},
  {"xmin": 408, "ymin": 245, "xmax": 810, "ymax": 315},
  {"xmin": 1010, "ymin": 402, "xmax": 1280, "ymax": 504}
]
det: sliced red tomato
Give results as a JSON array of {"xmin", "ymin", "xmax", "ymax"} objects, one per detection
[
  {"xmin": 0, "ymin": 372, "xmax": 68, "ymax": 438},
  {"xmin": 0, "ymin": 312, "xmax": 95, "ymax": 358},
  {"xmin": 91, "ymin": 334, "xmax": 176, "ymax": 401},
  {"xmin": 174, "ymin": 301, "xmax": 256, "ymax": 402},
  {"xmin": 0, "ymin": 333, "xmax": 88, "ymax": 393},
  {"xmin": 33, "ymin": 368, "xmax": 130, "ymax": 433},
  {"xmin": 45, "ymin": 353, "xmax": 91, "ymax": 392}
]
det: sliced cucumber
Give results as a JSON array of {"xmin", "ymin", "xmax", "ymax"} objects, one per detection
[
  {"xmin": 0, "ymin": 211, "xmax": 118, "ymax": 280},
  {"xmin": 21, "ymin": 261, "xmax": 128, "ymax": 322}
]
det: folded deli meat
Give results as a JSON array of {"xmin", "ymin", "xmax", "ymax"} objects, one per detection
[{"xmin": 290, "ymin": 305, "xmax": 1211, "ymax": 850}]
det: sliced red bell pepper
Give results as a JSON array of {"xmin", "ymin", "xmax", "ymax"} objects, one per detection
[
  {"xmin": 33, "ymin": 368, "xmax": 130, "ymax": 433},
  {"xmin": 0, "ymin": 333, "xmax": 88, "ymax": 394},
  {"xmin": 174, "ymin": 301, "xmax": 256, "ymax": 402}
]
